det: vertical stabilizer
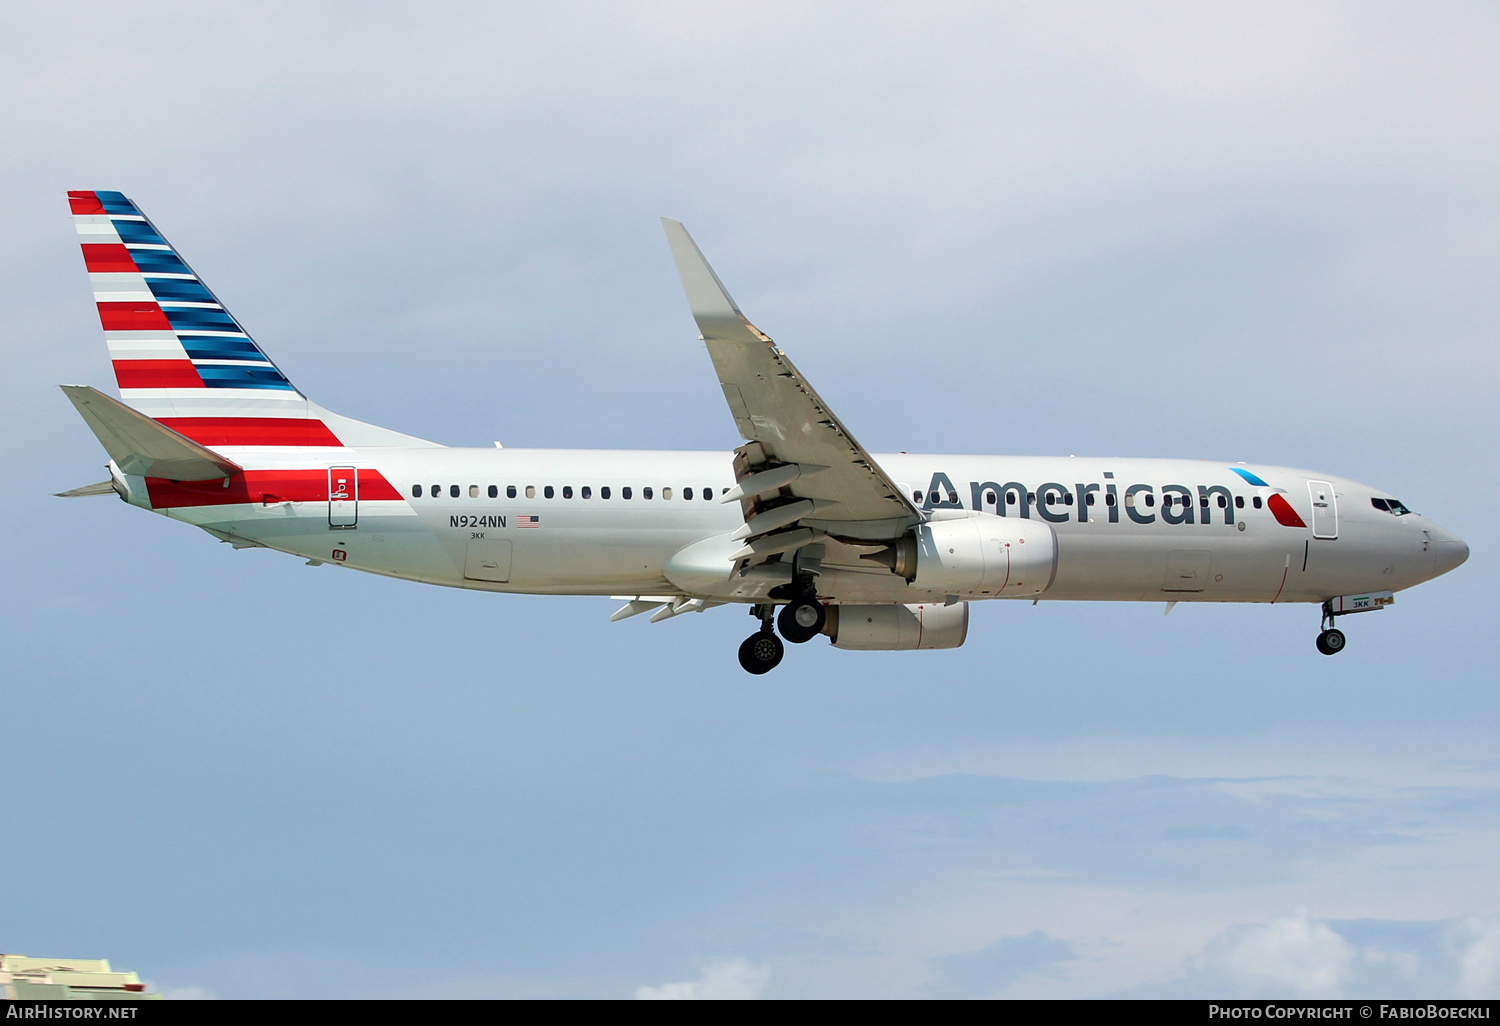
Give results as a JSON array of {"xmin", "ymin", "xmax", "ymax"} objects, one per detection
[{"xmin": 67, "ymin": 191, "xmax": 438, "ymax": 449}]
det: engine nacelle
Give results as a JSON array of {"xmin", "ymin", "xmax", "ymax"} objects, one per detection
[
  {"xmin": 875, "ymin": 515, "xmax": 1057, "ymax": 596},
  {"xmin": 826, "ymin": 602, "xmax": 969, "ymax": 651}
]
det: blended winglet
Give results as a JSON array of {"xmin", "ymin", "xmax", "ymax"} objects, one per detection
[
  {"xmin": 61, "ymin": 384, "xmax": 242, "ymax": 481},
  {"xmin": 660, "ymin": 218, "xmax": 769, "ymax": 345}
]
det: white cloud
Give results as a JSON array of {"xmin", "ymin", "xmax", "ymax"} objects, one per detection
[
  {"xmin": 1193, "ymin": 910, "xmax": 1357, "ymax": 997},
  {"xmin": 1451, "ymin": 918, "xmax": 1500, "ymax": 998},
  {"xmin": 635, "ymin": 959, "xmax": 770, "ymax": 1000}
]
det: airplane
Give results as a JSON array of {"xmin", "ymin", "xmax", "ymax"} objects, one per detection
[{"xmin": 58, "ymin": 190, "xmax": 1469, "ymax": 674}]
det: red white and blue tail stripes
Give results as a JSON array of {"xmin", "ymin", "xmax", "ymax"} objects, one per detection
[{"xmin": 69, "ymin": 190, "xmax": 345, "ymax": 447}]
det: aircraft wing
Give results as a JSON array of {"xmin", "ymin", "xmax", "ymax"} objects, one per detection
[{"xmin": 661, "ymin": 219, "xmax": 920, "ymax": 557}]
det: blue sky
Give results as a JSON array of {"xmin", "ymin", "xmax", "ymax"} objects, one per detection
[{"xmin": 2, "ymin": 2, "xmax": 1497, "ymax": 998}]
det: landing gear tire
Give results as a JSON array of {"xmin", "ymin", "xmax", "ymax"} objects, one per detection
[
  {"xmin": 777, "ymin": 600, "xmax": 826, "ymax": 644},
  {"xmin": 1315, "ymin": 628, "xmax": 1346, "ymax": 656},
  {"xmin": 738, "ymin": 630, "xmax": 785, "ymax": 674}
]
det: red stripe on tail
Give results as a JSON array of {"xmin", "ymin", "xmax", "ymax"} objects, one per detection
[
  {"xmin": 97, "ymin": 302, "xmax": 172, "ymax": 331},
  {"xmin": 157, "ymin": 418, "xmax": 344, "ymax": 447},
  {"xmin": 68, "ymin": 191, "xmax": 105, "ymax": 215},
  {"xmin": 81, "ymin": 243, "xmax": 138, "ymax": 273},
  {"xmin": 113, "ymin": 360, "xmax": 205, "ymax": 389}
]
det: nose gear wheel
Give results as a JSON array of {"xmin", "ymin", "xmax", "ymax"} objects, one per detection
[{"xmin": 1315, "ymin": 628, "xmax": 1346, "ymax": 655}]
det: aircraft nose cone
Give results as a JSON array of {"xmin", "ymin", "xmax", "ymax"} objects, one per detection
[
  {"xmin": 1427, "ymin": 524, "xmax": 1469, "ymax": 577},
  {"xmin": 1433, "ymin": 537, "xmax": 1469, "ymax": 577}
]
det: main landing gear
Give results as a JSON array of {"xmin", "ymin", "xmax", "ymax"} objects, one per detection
[
  {"xmin": 1315, "ymin": 600, "xmax": 1347, "ymax": 656},
  {"xmin": 737, "ymin": 597, "xmax": 827, "ymax": 674},
  {"xmin": 777, "ymin": 597, "xmax": 827, "ymax": 645},
  {"xmin": 738, "ymin": 629, "xmax": 784, "ymax": 675},
  {"xmin": 738, "ymin": 604, "xmax": 785, "ymax": 674}
]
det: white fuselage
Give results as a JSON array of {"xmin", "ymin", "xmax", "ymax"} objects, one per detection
[{"xmin": 122, "ymin": 447, "xmax": 1467, "ymax": 607}]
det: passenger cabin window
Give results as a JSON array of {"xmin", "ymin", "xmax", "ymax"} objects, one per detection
[
  {"xmin": 526, "ymin": 485, "xmax": 536, "ymax": 498},
  {"xmin": 469, "ymin": 485, "xmax": 479, "ymax": 498},
  {"xmin": 1252, "ymin": 496, "xmax": 1262, "ymax": 509},
  {"xmin": 1146, "ymin": 494, "xmax": 1155, "ymax": 507},
  {"xmin": 1086, "ymin": 493, "xmax": 1095, "ymax": 506},
  {"xmin": 913, "ymin": 491, "xmax": 922, "ymax": 502},
  {"xmin": 507, "ymin": 485, "xmax": 516, "ymax": 498},
  {"xmin": 1234, "ymin": 496, "xmax": 1244, "ymax": 508},
  {"xmin": 582, "ymin": 486, "xmax": 591, "ymax": 499},
  {"xmin": 601, "ymin": 486, "xmax": 611, "ymax": 499},
  {"xmin": 643, "ymin": 487, "xmax": 653, "ymax": 499},
  {"xmin": 1105, "ymin": 493, "xmax": 1116, "ymax": 506},
  {"xmin": 684, "ymin": 487, "xmax": 694, "ymax": 500},
  {"xmin": 562, "ymin": 486, "xmax": 573, "ymax": 499},
  {"xmin": 411, "ymin": 484, "xmax": 422, "ymax": 498},
  {"xmin": 430, "ymin": 483, "xmax": 440, "ymax": 497},
  {"xmin": 545, "ymin": 486, "xmax": 554, "ymax": 499},
  {"xmin": 663, "ymin": 487, "xmax": 673, "ymax": 500},
  {"xmin": 623, "ymin": 486, "xmax": 633, "ymax": 499},
  {"xmin": 450, "ymin": 485, "xmax": 460, "ymax": 498},
  {"xmin": 488, "ymin": 485, "xmax": 498, "ymax": 498},
  {"xmin": 703, "ymin": 486, "xmax": 713, "ymax": 500},
  {"xmin": 1217, "ymin": 495, "xmax": 1227, "ymax": 508}
]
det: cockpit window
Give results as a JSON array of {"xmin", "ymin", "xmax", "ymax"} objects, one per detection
[{"xmin": 1372, "ymin": 497, "xmax": 1413, "ymax": 515}]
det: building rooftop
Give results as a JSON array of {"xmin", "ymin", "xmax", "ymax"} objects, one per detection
[{"xmin": 0, "ymin": 953, "xmax": 162, "ymax": 1000}]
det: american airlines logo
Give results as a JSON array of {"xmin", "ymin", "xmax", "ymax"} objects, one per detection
[{"xmin": 918, "ymin": 469, "xmax": 1306, "ymax": 528}]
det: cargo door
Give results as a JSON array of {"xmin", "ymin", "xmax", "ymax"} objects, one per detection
[
  {"xmin": 1308, "ymin": 480, "xmax": 1337, "ymax": 539},
  {"xmin": 1163, "ymin": 549, "xmax": 1211, "ymax": 592},
  {"xmin": 328, "ymin": 466, "xmax": 358, "ymax": 529},
  {"xmin": 465, "ymin": 538, "xmax": 512, "ymax": 582}
]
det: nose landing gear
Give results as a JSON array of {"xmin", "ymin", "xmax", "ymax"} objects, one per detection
[
  {"xmin": 1315, "ymin": 601, "xmax": 1347, "ymax": 655},
  {"xmin": 1315, "ymin": 628, "xmax": 1346, "ymax": 655}
]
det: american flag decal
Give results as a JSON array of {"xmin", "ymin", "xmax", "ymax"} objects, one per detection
[{"xmin": 516, "ymin": 515, "xmax": 540, "ymax": 528}]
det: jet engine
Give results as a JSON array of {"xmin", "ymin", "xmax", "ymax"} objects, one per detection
[
  {"xmin": 824, "ymin": 602, "xmax": 970, "ymax": 650},
  {"xmin": 862, "ymin": 515, "xmax": 1058, "ymax": 596}
]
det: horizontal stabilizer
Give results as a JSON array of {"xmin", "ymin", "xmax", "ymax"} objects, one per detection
[
  {"xmin": 61, "ymin": 385, "xmax": 242, "ymax": 481},
  {"xmin": 54, "ymin": 480, "xmax": 117, "ymax": 497}
]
